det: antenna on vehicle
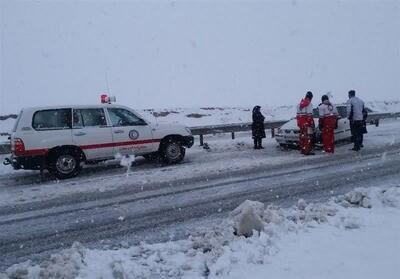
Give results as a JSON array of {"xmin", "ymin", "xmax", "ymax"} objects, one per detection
[
  {"xmin": 105, "ymin": 70, "xmax": 111, "ymax": 95},
  {"xmin": 101, "ymin": 64, "xmax": 116, "ymax": 104}
]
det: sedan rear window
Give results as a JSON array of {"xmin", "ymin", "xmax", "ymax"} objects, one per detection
[
  {"xmin": 32, "ymin": 109, "xmax": 71, "ymax": 130},
  {"xmin": 337, "ymin": 106, "xmax": 347, "ymax": 118},
  {"xmin": 313, "ymin": 108, "xmax": 319, "ymax": 118}
]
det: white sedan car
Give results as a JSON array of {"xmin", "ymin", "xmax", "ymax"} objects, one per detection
[{"xmin": 275, "ymin": 105, "xmax": 352, "ymax": 147}]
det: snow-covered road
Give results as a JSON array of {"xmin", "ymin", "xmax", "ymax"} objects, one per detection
[{"xmin": 0, "ymin": 119, "xmax": 400, "ymax": 271}]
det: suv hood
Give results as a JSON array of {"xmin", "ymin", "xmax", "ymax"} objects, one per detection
[{"xmin": 149, "ymin": 122, "xmax": 191, "ymax": 136}]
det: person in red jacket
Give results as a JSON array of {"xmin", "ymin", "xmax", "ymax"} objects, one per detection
[
  {"xmin": 296, "ymin": 91, "xmax": 315, "ymax": 155},
  {"xmin": 318, "ymin": 95, "xmax": 338, "ymax": 153}
]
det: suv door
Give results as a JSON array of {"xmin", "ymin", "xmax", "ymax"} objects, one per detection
[
  {"xmin": 72, "ymin": 108, "xmax": 113, "ymax": 160},
  {"xmin": 106, "ymin": 107, "xmax": 155, "ymax": 156}
]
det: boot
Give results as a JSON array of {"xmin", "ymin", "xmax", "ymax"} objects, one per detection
[
  {"xmin": 258, "ymin": 139, "xmax": 264, "ymax": 149},
  {"xmin": 254, "ymin": 139, "xmax": 259, "ymax": 149}
]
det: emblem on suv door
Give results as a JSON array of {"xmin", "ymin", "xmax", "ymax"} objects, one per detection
[{"xmin": 129, "ymin": 130, "xmax": 139, "ymax": 140}]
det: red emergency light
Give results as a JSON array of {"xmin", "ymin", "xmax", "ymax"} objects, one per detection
[{"xmin": 100, "ymin": 94, "xmax": 116, "ymax": 104}]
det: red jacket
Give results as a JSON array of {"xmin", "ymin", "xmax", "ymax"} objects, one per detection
[{"xmin": 296, "ymin": 98, "xmax": 315, "ymax": 128}]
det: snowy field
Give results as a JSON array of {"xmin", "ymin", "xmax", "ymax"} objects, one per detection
[
  {"xmin": 140, "ymin": 100, "xmax": 400, "ymax": 126},
  {"xmin": 4, "ymin": 186, "xmax": 400, "ymax": 279}
]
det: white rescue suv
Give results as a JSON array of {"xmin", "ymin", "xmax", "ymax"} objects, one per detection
[{"xmin": 3, "ymin": 97, "xmax": 194, "ymax": 179}]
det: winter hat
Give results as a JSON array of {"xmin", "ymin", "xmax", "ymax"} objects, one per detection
[
  {"xmin": 306, "ymin": 91, "xmax": 313, "ymax": 99},
  {"xmin": 321, "ymin": 95, "xmax": 329, "ymax": 102}
]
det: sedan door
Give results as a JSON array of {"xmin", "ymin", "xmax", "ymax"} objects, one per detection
[
  {"xmin": 335, "ymin": 106, "xmax": 351, "ymax": 141},
  {"xmin": 72, "ymin": 108, "xmax": 114, "ymax": 160},
  {"xmin": 106, "ymin": 107, "xmax": 156, "ymax": 156}
]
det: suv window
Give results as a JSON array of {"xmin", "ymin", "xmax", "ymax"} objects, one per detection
[
  {"xmin": 32, "ymin": 109, "xmax": 71, "ymax": 130},
  {"xmin": 107, "ymin": 108, "xmax": 146, "ymax": 127},
  {"xmin": 73, "ymin": 109, "xmax": 107, "ymax": 127}
]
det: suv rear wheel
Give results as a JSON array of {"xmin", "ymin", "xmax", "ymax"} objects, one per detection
[
  {"xmin": 160, "ymin": 141, "xmax": 185, "ymax": 164},
  {"xmin": 48, "ymin": 148, "xmax": 82, "ymax": 179}
]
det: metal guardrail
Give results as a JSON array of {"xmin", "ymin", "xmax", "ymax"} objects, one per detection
[
  {"xmin": 0, "ymin": 143, "xmax": 10, "ymax": 155},
  {"xmin": 0, "ymin": 112, "xmax": 398, "ymax": 154},
  {"xmin": 190, "ymin": 120, "xmax": 289, "ymax": 145},
  {"xmin": 366, "ymin": 112, "xmax": 400, "ymax": 121},
  {"xmin": 0, "ymin": 133, "xmax": 11, "ymax": 155}
]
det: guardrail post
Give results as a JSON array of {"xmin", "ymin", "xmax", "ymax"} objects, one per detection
[
  {"xmin": 199, "ymin": 134, "xmax": 204, "ymax": 146},
  {"xmin": 231, "ymin": 132, "xmax": 235, "ymax": 140},
  {"xmin": 271, "ymin": 128, "xmax": 275, "ymax": 138}
]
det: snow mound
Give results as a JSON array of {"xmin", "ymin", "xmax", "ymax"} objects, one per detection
[
  {"xmin": 336, "ymin": 186, "xmax": 400, "ymax": 208},
  {"xmin": 229, "ymin": 200, "xmax": 264, "ymax": 237},
  {"xmin": 381, "ymin": 186, "xmax": 400, "ymax": 207},
  {"xmin": 6, "ymin": 186, "xmax": 400, "ymax": 279},
  {"xmin": 6, "ymin": 242, "xmax": 85, "ymax": 279}
]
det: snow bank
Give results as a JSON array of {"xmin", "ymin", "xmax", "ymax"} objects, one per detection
[
  {"xmin": 5, "ymin": 242, "xmax": 85, "ymax": 279},
  {"xmin": 5, "ymin": 185, "xmax": 400, "ymax": 279}
]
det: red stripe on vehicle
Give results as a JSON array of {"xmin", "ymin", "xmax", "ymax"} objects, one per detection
[
  {"xmin": 18, "ymin": 139, "xmax": 161, "ymax": 156},
  {"xmin": 18, "ymin": 149, "xmax": 48, "ymax": 156},
  {"xmin": 80, "ymin": 139, "xmax": 161, "ymax": 150}
]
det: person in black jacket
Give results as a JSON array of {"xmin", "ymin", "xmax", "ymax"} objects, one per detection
[{"xmin": 252, "ymin": 106, "xmax": 266, "ymax": 149}]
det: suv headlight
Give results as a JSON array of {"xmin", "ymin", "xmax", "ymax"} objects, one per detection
[{"xmin": 185, "ymin": 127, "xmax": 192, "ymax": 135}]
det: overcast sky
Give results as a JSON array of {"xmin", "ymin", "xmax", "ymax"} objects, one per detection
[{"xmin": 1, "ymin": 0, "xmax": 399, "ymax": 113}]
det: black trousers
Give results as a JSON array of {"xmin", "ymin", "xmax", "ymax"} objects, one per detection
[
  {"xmin": 253, "ymin": 137, "xmax": 263, "ymax": 149},
  {"xmin": 351, "ymin": 120, "xmax": 364, "ymax": 150}
]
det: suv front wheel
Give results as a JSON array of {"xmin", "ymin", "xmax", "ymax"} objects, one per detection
[
  {"xmin": 48, "ymin": 148, "xmax": 82, "ymax": 179},
  {"xmin": 160, "ymin": 141, "xmax": 185, "ymax": 164}
]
